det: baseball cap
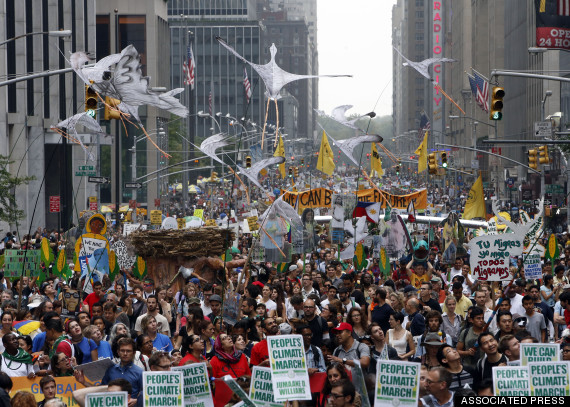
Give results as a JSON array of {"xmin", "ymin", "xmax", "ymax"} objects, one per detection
[
  {"xmin": 187, "ymin": 297, "xmax": 201, "ymax": 305},
  {"xmin": 430, "ymin": 276, "xmax": 442, "ymax": 283},
  {"xmin": 331, "ymin": 322, "xmax": 353, "ymax": 333},
  {"xmin": 190, "ymin": 278, "xmax": 200, "ymax": 285},
  {"xmin": 514, "ymin": 279, "xmax": 525, "ymax": 287},
  {"xmin": 403, "ymin": 285, "xmax": 418, "ymax": 294},
  {"xmin": 209, "ymin": 294, "xmax": 222, "ymax": 303},
  {"xmin": 289, "ymin": 265, "xmax": 298, "ymax": 272}
]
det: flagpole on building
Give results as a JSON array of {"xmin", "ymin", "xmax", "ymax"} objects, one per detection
[{"xmin": 183, "ymin": 30, "xmax": 195, "ymax": 212}]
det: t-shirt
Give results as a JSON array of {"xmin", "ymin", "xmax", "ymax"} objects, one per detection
[
  {"xmin": 75, "ymin": 337, "xmax": 97, "ymax": 364},
  {"xmin": 250, "ymin": 339, "xmax": 269, "ymax": 366},
  {"xmin": 82, "ymin": 292, "xmax": 101, "ymax": 317},
  {"xmin": 476, "ymin": 354, "xmax": 508, "ymax": 385},
  {"xmin": 421, "ymin": 297, "xmax": 442, "ymax": 313},
  {"xmin": 97, "ymin": 340, "xmax": 113, "ymax": 359},
  {"xmin": 458, "ymin": 328, "xmax": 483, "ymax": 369},
  {"xmin": 371, "ymin": 303, "xmax": 394, "ymax": 333},
  {"xmin": 134, "ymin": 313, "xmax": 171, "ymax": 336},
  {"xmin": 152, "ymin": 333, "xmax": 173, "ymax": 352},
  {"xmin": 524, "ymin": 312, "xmax": 546, "ymax": 342},
  {"xmin": 306, "ymin": 315, "xmax": 329, "ymax": 347}
]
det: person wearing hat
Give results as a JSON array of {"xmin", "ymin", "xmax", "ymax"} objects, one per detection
[
  {"xmin": 206, "ymin": 294, "xmax": 222, "ymax": 321},
  {"xmin": 287, "ymin": 264, "xmax": 300, "ymax": 285},
  {"xmin": 430, "ymin": 276, "xmax": 446, "ymax": 304},
  {"xmin": 142, "ymin": 278, "xmax": 155, "ymax": 299},
  {"xmin": 419, "ymin": 332, "xmax": 446, "ymax": 369},
  {"xmin": 327, "ymin": 323, "xmax": 370, "ymax": 371}
]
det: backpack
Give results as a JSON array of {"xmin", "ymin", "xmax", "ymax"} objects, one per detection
[{"xmin": 310, "ymin": 345, "xmax": 321, "ymax": 365}]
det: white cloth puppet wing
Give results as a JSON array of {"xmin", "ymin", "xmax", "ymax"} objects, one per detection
[
  {"xmin": 52, "ymin": 112, "xmax": 104, "ymax": 161},
  {"xmin": 393, "ymin": 47, "xmax": 456, "ymax": 82},
  {"xmin": 199, "ymin": 133, "xmax": 230, "ymax": 166},
  {"xmin": 492, "ymin": 198, "xmax": 544, "ymax": 236},
  {"xmin": 259, "ymin": 195, "xmax": 302, "ymax": 227},
  {"xmin": 328, "ymin": 134, "xmax": 383, "ymax": 166},
  {"xmin": 237, "ymin": 156, "xmax": 286, "ymax": 191}
]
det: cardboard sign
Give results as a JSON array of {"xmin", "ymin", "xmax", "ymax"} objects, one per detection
[
  {"xmin": 143, "ymin": 371, "xmax": 183, "ymax": 407},
  {"xmin": 172, "ymin": 363, "xmax": 213, "ymax": 407},
  {"xmin": 10, "ymin": 376, "xmax": 84, "ymax": 406},
  {"xmin": 111, "ymin": 240, "xmax": 136, "ymax": 270},
  {"xmin": 266, "ymin": 334, "xmax": 311, "ymax": 401},
  {"xmin": 523, "ymin": 253, "xmax": 542, "ymax": 280},
  {"xmin": 150, "ymin": 210, "xmax": 162, "ymax": 225},
  {"xmin": 247, "ymin": 216, "xmax": 259, "ymax": 231},
  {"xmin": 81, "ymin": 237, "xmax": 109, "ymax": 256},
  {"xmin": 521, "ymin": 343, "xmax": 559, "ymax": 366},
  {"xmin": 529, "ymin": 362, "xmax": 570, "ymax": 396},
  {"xmin": 4, "ymin": 249, "xmax": 42, "ymax": 278},
  {"xmin": 177, "ymin": 218, "xmax": 186, "ymax": 229},
  {"xmin": 205, "ymin": 219, "xmax": 217, "ymax": 226},
  {"xmin": 374, "ymin": 360, "xmax": 420, "ymax": 407},
  {"xmin": 492, "ymin": 366, "xmax": 530, "ymax": 396},
  {"xmin": 86, "ymin": 391, "xmax": 128, "ymax": 407},
  {"xmin": 467, "ymin": 234, "xmax": 523, "ymax": 281},
  {"xmin": 250, "ymin": 367, "xmax": 282, "ymax": 407},
  {"xmin": 123, "ymin": 223, "xmax": 146, "ymax": 236}
]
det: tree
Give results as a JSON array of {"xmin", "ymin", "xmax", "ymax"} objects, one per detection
[{"xmin": 0, "ymin": 156, "xmax": 33, "ymax": 224}]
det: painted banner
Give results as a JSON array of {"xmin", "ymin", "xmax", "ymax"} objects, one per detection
[
  {"xmin": 143, "ymin": 371, "xmax": 183, "ymax": 407},
  {"xmin": 374, "ymin": 360, "xmax": 420, "ymax": 407},
  {"xmin": 492, "ymin": 366, "xmax": 530, "ymax": 396},
  {"xmin": 535, "ymin": 0, "xmax": 570, "ymax": 51},
  {"xmin": 86, "ymin": 391, "xmax": 128, "ymax": 407},
  {"xmin": 267, "ymin": 334, "xmax": 311, "ymax": 401},
  {"xmin": 10, "ymin": 376, "xmax": 84, "ymax": 406},
  {"xmin": 250, "ymin": 367, "xmax": 282, "ymax": 407},
  {"xmin": 172, "ymin": 363, "xmax": 213, "ymax": 407},
  {"xmin": 521, "ymin": 343, "xmax": 559, "ymax": 366},
  {"xmin": 523, "ymin": 253, "xmax": 542, "ymax": 280},
  {"xmin": 4, "ymin": 249, "xmax": 42, "ymax": 278},
  {"xmin": 467, "ymin": 234, "xmax": 523, "ymax": 281},
  {"xmin": 528, "ymin": 361, "xmax": 570, "ymax": 396}
]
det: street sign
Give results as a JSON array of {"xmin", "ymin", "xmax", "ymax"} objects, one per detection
[
  {"xmin": 49, "ymin": 196, "xmax": 60, "ymax": 213},
  {"xmin": 507, "ymin": 178, "xmax": 514, "ymax": 187},
  {"xmin": 75, "ymin": 171, "xmax": 96, "ymax": 176},
  {"xmin": 78, "ymin": 165, "xmax": 94, "ymax": 171},
  {"xmin": 124, "ymin": 182, "xmax": 142, "ymax": 189},
  {"xmin": 546, "ymin": 184, "xmax": 564, "ymax": 194},
  {"xmin": 129, "ymin": 199, "xmax": 137, "ymax": 209},
  {"xmin": 534, "ymin": 121, "xmax": 552, "ymax": 138},
  {"xmin": 471, "ymin": 159, "xmax": 479, "ymax": 169},
  {"xmin": 88, "ymin": 176, "xmax": 110, "ymax": 184},
  {"xmin": 88, "ymin": 196, "xmax": 98, "ymax": 211}
]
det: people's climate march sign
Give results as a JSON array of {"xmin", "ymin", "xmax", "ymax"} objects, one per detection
[
  {"xmin": 143, "ymin": 371, "xmax": 183, "ymax": 407},
  {"xmin": 267, "ymin": 334, "xmax": 311, "ymax": 402},
  {"xmin": 374, "ymin": 360, "xmax": 420, "ymax": 407},
  {"xmin": 172, "ymin": 363, "xmax": 214, "ymax": 407},
  {"xmin": 493, "ymin": 362, "xmax": 570, "ymax": 397}
]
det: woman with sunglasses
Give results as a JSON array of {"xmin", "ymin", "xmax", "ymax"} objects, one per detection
[
  {"xmin": 210, "ymin": 334, "xmax": 251, "ymax": 380},
  {"xmin": 179, "ymin": 334, "xmax": 211, "ymax": 371},
  {"xmin": 50, "ymin": 352, "xmax": 76, "ymax": 377}
]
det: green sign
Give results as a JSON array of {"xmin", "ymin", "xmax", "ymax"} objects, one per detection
[
  {"xmin": 521, "ymin": 343, "xmax": 559, "ymax": 366},
  {"xmin": 86, "ymin": 391, "xmax": 128, "ymax": 407},
  {"xmin": 4, "ymin": 249, "xmax": 42, "ymax": 278},
  {"xmin": 546, "ymin": 184, "xmax": 564, "ymax": 194},
  {"xmin": 492, "ymin": 366, "xmax": 530, "ymax": 396},
  {"xmin": 75, "ymin": 171, "xmax": 96, "ymax": 176},
  {"xmin": 267, "ymin": 335, "xmax": 311, "ymax": 402},
  {"xmin": 172, "ymin": 363, "xmax": 213, "ymax": 407},
  {"xmin": 529, "ymin": 362, "xmax": 570, "ymax": 396},
  {"xmin": 250, "ymin": 367, "xmax": 282, "ymax": 407},
  {"xmin": 143, "ymin": 371, "xmax": 183, "ymax": 407},
  {"xmin": 374, "ymin": 360, "xmax": 420, "ymax": 407},
  {"xmin": 78, "ymin": 165, "xmax": 95, "ymax": 171}
]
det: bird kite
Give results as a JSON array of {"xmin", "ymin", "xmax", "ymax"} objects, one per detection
[
  {"xmin": 328, "ymin": 133, "xmax": 383, "ymax": 167},
  {"xmin": 199, "ymin": 133, "xmax": 231, "ymax": 166},
  {"xmin": 259, "ymin": 195, "xmax": 302, "ymax": 227},
  {"xmin": 237, "ymin": 156, "xmax": 285, "ymax": 192},
  {"xmin": 51, "ymin": 112, "xmax": 105, "ymax": 161},
  {"xmin": 315, "ymin": 105, "xmax": 376, "ymax": 131},
  {"xmin": 216, "ymin": 36, "xmax": 352, "ymax": 148}
]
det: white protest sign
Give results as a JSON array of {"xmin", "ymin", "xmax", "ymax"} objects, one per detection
[
  {"xmin": 374, "ymin": 360, "xmax": 420, "ymax": 407},
  {"xmin": 521, "ymin": 343, "xmax": 559, "ymax": 366},
  {"xmin": 162, "ymin": 217, "xmax": 178, "ymax": 230},
  {"xmin": 111, "ymin": 240, "xmax": 136, "ymax": 270},
  {"xmin": 250, "ymin": 367, "xmax": 282, "ymax": 407},
  {"xmin": 221, "ymin": 375, "xmax": 256, "ymax": 407},
  {"xmin": 266, "ymin": 334, "xmax": 311, "ymax": 402},
  {"xmin": 123, "ymin": 223, "xmax": 147, "ymax": 236},
  {"xmin": 492, "ymin": 366, "xmax": 530, "ymax": 396},
  {"xmin": 143, "ymin": 371, "xmax": 183, "ymax": 407},
  {"xmin": 86, "ymin": 392, "xmax": 128, "ymax": 407},
  {"xmin": 172, "ymin": 363, "xmax": 213, "ymax": 407},
  {"xmin": 523, "ymin": 253, "xmax": 542, "ymax": 280},
  {"xmin": 467, "ymin": 234, "xmax": 522, "ymax": 281},
  {"xmin": 529, "ymin": 361, "xmax": 570, "ymax": 396},
  {"xmin": 81, "ymin": 236, "xmax": 108, "ymax": 256}
]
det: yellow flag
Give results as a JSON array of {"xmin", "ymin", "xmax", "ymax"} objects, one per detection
[
  {"xmin": 317, "ymin": 131, "xmax": 335, "ymax": 176},
  {"xmin": 273, "ymin": 133, "xmax": 286, "ymax": 178},
  {"xmin": 371, "ymin": 143, "xmax": 384, "ymax": 176},
  {"xmin": 463, "ymin": 174, "xmax": 487, "ymax": 220},
  {"xmin": 414, "ymin": 131, "xmax": 428, "ymax": 173}
]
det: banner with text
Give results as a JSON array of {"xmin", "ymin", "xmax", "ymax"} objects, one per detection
[
  {"xmin": 143, "ymin": 371, "xmax": 183, "ymax": 407},
  {"xmin": 86, "ymin": 392, "xmax": 127, "ymax": 407},
  {"xmin": 521, "ymin": 343, "xmax": 559, "ymax": 366},
  {"xmin": 9, "ymin": 376, "xmax": 84, "ymax": 406},
  {"xmin": 529, "ymin": 361, "xmax": 570, "ymax": 396},
  {"xmin": 4, "ymin": 249, "xmax": 42, "ymax": 278},
  {"xmin": 374, "ymin": 360, "xmax": 420, "ymax": 407},
  {"xmin": 267, "ymin": 334, "xmax": 311, "ymax": 401},
  {"xmin": 535, "ymin": 0, "xmax": 570, "ymax": 51},
  {"xmin": 467, "ymin": 234, "xmax": 523, "ymax": 281},
  {"xmin": 172, "ymin": 363, "xmax": 213, "ymax": 407},
  {"xmin": 492, "ymin": 366, "xmax": 530, "ymax": 396}
]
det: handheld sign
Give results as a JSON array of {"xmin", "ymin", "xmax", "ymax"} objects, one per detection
[
  {"xmin": 266, "ymin": 334, "xmax": 311, "ymax": 401},
  {"xmin": 523, "ymin": 253, "xmax": 542, "ymax": 280},
  {"xmin": 86, "ymin": 392, "xmax": 128, "ymax": 407},
  {"xmin": 150, "ymin": 210, "xmax": 162, "ymax": 225},
  {"xmin": 374, "ymin": 360, "xmax": 420, "ymax": 407},
  {"xmin": 249, "ymin": 367, "xmax": 282, "ymax": 407},
  {"xmin": 467, "ymin": 234, "xmax": 522, "ymax": 281},
  {"xmin": 221, "ymin": 375, "xmax": 256, "ymax": 407},
  {"xmin": 528, "ymin": 361, "xmax": 570, "ymax": 396},
  {"xmin": 520, "ymin": 343, "xmax": 559, "ymax": 366},
  {"xmin": 143, "ymin": 371, "xmax": 183, "ymax": 407},
  {"xmin": 492, "ymin": 366, "xmax": 530, "ymax": 396},
  {"xmin": 172, "ymin": 363, "xmax": 213, "ymax": 407}
]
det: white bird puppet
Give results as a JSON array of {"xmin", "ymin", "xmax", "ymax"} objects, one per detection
[
  {"xmin": 315, "ymin": 105, "xmax": 376, "ymax": 131},
  {"xmin": 216, "ymin": 36, "xmax": 352, "ymax": 148},
  {"xmin": 259, "ymin": 195, "xmax": 302, "ymax": 228},
  {"xmin": 492, "ymin": 198, "xmax": 544, "ymax": 237},
  {"xmin": 51, "ymin": 112, "xmax": 105, "ymax": 161},
  {"xmin": 237, "ymin": 156, "xmax": 286, "ymax": 192},
  {"xmin": 328, "ymin": 133, "xmax": 383, "ymax": 167},
  {"xmin": 199, "ymin": 133, "xmax": 230, "ymax": 166}
]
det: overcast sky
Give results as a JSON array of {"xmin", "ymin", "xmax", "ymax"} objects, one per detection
[{"xmin": 317, "ymin": 0, "xmax": 398, "ymax": 118}]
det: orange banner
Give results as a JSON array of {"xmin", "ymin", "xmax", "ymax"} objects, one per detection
[
  {"xmin": 10, "ymin": 376, "xmax": 85, "ymax": 406},
  {"xmin": 281, "ymin": 188, "xmax": 333, "ymax": 212},
  {"xmin": 356, "ymin": 188, "xmax": 427, "ymax": 209}
]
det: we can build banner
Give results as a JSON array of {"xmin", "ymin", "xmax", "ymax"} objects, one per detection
[{"xmin": 535, "ymin": 0, "xmax": 570, "ymax": 50}]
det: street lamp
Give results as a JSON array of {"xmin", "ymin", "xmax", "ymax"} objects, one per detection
[
  {"xmin": 0, "ymin": 29, "xmax": 72, "ymax": 46},
  {"xmin": 541, "ymin": 90, "xmax": 552, "ymax": 121}
]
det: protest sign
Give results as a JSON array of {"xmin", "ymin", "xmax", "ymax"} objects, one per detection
[
  {"xmin": 177, "ymin": 218, "xmax": 187, "ymax": 229},
  {"xmin": 143, "ymin": 371, "xmax": 183, "ymax": 407},
  {"xmin": 492, "ymin": 366, "xmax": 530, "ymax": 396},
  {"xmin": 74, "ymin": 358, "xmax": 114, "ymax": 384},
  {"xmin": 172, "ymin": 363, "xmax": 213, "ymax": 407},
  {"xmin": 150, "ymin": 210, "xmax": 162, "ymax": 225},
  {"xmin": 10, "ymin": 376, "xmax": 84, "ymax": 406},
  {"xmin": 250, "ymin": 367, "xmax": 282, "ymax": 407},
  {"xmin": 4, "ymin": 249, "xmax": 42, "ymax": 278},
  {"xmin": 266, "ymin": 334, "xmax": 311, "ymax": 401},
  {"xmin": 86, "ymin": 391, "xmax": 128, "ymax": 407},
  {"xmin": 523, "ymin": 253, "xmax": 542, "ymax": 280},
  {"xmin": 123, "ymin": 223, "xmax": 147, "ymax": 236},
  {"xmin": 221, "ymin": 375, "xmax": 256, "ymax": 407},
  {"xmin": 194, "ymin": 209, "xmax": 204, "ymax": 220},
  {"xmin": 247, "ymin": 216, "xmax": 259, "ymax": 231},
  {"xmin": 374, "ymin": 360, "xmax": 420, "ymax": 407},
  {"xmin": 528, "ymin": 361, "xmax": 570, "ymax": 396},
  {"xmin": 467, "ymin": 234, "xmax": 523, "ymax": 281},
  {"xmin": 521, "ymin": 343, "xmax": 559, "ymax": 366},
  {"xmin": 205, "ymin": 219, "xmax": 217, "ymax": 226}
]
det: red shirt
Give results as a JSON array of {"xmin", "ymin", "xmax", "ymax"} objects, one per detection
[
  {"xmin": 179, "ymin": 353, "xmax": 206, "ymax": 366},
  {"xmin": 82, "ymin": 292, "xmax": 101, "ymax": 317},
  {"xmin": 250, "ymin": 339, "xmax": 269, "ymax": 366},
  {"xmin": 210, "ymin": 353, "xmax": 251, "ymax": 379}
]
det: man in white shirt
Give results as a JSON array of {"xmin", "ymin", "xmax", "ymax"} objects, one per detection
[
  {"xmin": 448, "ymin": 258, "xmax": 463, "ymax": 282},
  {"xmin": 301, "ymin": 274, "xmax": 316, "ymax": 300},
  {"xmin": 507, "ymin": 281, "xmax": 526, "ymax": 317},
  {"xmin": 134, "ymin": 295, "xmax": 170, "ymax": 336},
  {"xmin": 474, "ymin": 290, "xmax": 498, "ymax": 334}
]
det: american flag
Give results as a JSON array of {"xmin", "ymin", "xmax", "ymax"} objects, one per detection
[
  {"xmin": 182, "ymin": 43, "xmax": 195, "ymax": 89},
  {"xmin": 243, "ymin": 68, "xmax": 252, "ymax": 103},
  {"xmin": 468, "ymin": 73, "xmax": 489, "ymax": 113},
  {"xmin": 559, "ymin": 0, "xmax": 570, "ymax": 16},
  {"xmin": 418, "ymin": 112, "xmax": 430, "ymax": 139}
]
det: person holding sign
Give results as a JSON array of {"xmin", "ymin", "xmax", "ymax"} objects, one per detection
[
  {"xmin": 101, "ymin": 337, "xmax": 143, "ymax": 406},
  {"xmin": 210, "ymin": 333, "xmax": 251, "ymax": 379}
]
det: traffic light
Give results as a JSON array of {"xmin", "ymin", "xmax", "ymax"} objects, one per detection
[
  {"xmin": 85, "ymin": 86, "xmax": 98, "ymax": 118},
  {"xmin": 490, "ymin": 86, "xmax": 505, "ymax": 120},
  {"xmin": 428, "ymin": 153, "xmax": 438, "ymax": 174},
  {"xmin": 245, "ymin": 156, "xmax": 252, "ymax": 168},
  {"xmin": 528, "ymin": 149, "xmax": 538, "ymax": 169},
  {"xmin": 294, "ymin": 167, "xmax": 299, "ymax": 178},
  {"xmin": 104, "ymin": 96, "xmax": 122, "ymax": 120},
  {"xmin": 288, "ymin": 167, "xmax": 293, "ymax": 177},
  {"xmin": 300, "ymin": 158, "xmax": 304, "ymax": 167},
  {"xmin": 396, "ymin": 160, "xmax": 401, "ymax": 175},
  {"xmin": 441, "ymin": 152, "xmax": 448, "ymax": 168},
  {"xmin": 539, "ymin": 145, "xmax": 550, "ymax": 164}
]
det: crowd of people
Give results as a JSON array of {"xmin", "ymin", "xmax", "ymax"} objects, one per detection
[{"xmin": 0, "ymin": 210, "xmax": 569, "ymax": 407}]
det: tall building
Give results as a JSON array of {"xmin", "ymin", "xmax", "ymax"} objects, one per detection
[{"xmin": 0, "ymin": 1, "xmax": 96, "ymax": 232}]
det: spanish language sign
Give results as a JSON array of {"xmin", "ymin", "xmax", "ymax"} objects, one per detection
[
  {"xmin": 266, "ymin": 334, "xmax": 311, "ymax": 402},
  {"xmin": 520, "ymin": 343, "xmax": 559, "ymax": 366},
  {"xmin": 86, "ymin": 391, "xmax": 128, "ymax": 407},
  {"xmin": 492, "ymin": 366, "xmax": 530, "ymax": 396},
  {"xmin": 143, "ymin": 371, "xmax": 183, "ymax": 407},
  {"xmin": 374, "ymin": 360, "xmax": 420, "ymax": 407},
  {"xmin": 523, "ymin": 253, "xmax": 542, "ymax": 280},
  {"xmin": 250, "ymin": 367, "xmax": 282, "ymax": 407},
  {"xmin": 528, "ymin": 362, "xmax": 570, "ymax": 396},
  {"xmin": 172, "ymin": 363, "xmax": 213, "ymax": 407},
  {"xmin": 467, "ymin": 235, "xmax": 523, "ymax": 281}
]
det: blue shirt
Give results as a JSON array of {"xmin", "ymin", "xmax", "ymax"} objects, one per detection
[
  {"xmin": 152, "ymin": 333, "xmax": 173, "ymax": 352},
  {"xmin": 76, "ymin": 337, "xmax": 97, "ymax": 364},
  {"xmin": 96, "ymin": 340, "xmax": 113, "ymax": 359},
  {"xmin": 32, "ymin": 331, "xmax": 46, "ymax": 353},
  {"xmin": 102, "ymin": 362, "xmax": 143, "ymax": 401}
]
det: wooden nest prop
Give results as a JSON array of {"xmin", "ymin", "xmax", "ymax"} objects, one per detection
[{"xmin": 128, "ymin": 227, "xmax": 234, "ymax": 258}]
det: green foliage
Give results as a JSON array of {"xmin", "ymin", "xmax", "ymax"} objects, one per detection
[{"xmin": 0, "ymin": 156, "xmax": 34, "ymax": 225}]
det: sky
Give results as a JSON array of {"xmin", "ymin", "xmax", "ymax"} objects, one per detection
[{"xmin": 317, "ymin": 0, "xmax": 398, "ymax": 118}]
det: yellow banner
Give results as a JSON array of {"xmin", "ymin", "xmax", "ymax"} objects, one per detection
[
  {"xmin": 10, "ymin": 376, "xmax": 85, "ymax": 406},
  {"xmin": 281, "ymin": 188, "xmax": 334, "ymax": 212},
  {"xmin": 356, "ymin": 188, "xmax": 427, "ymax": 209}
]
